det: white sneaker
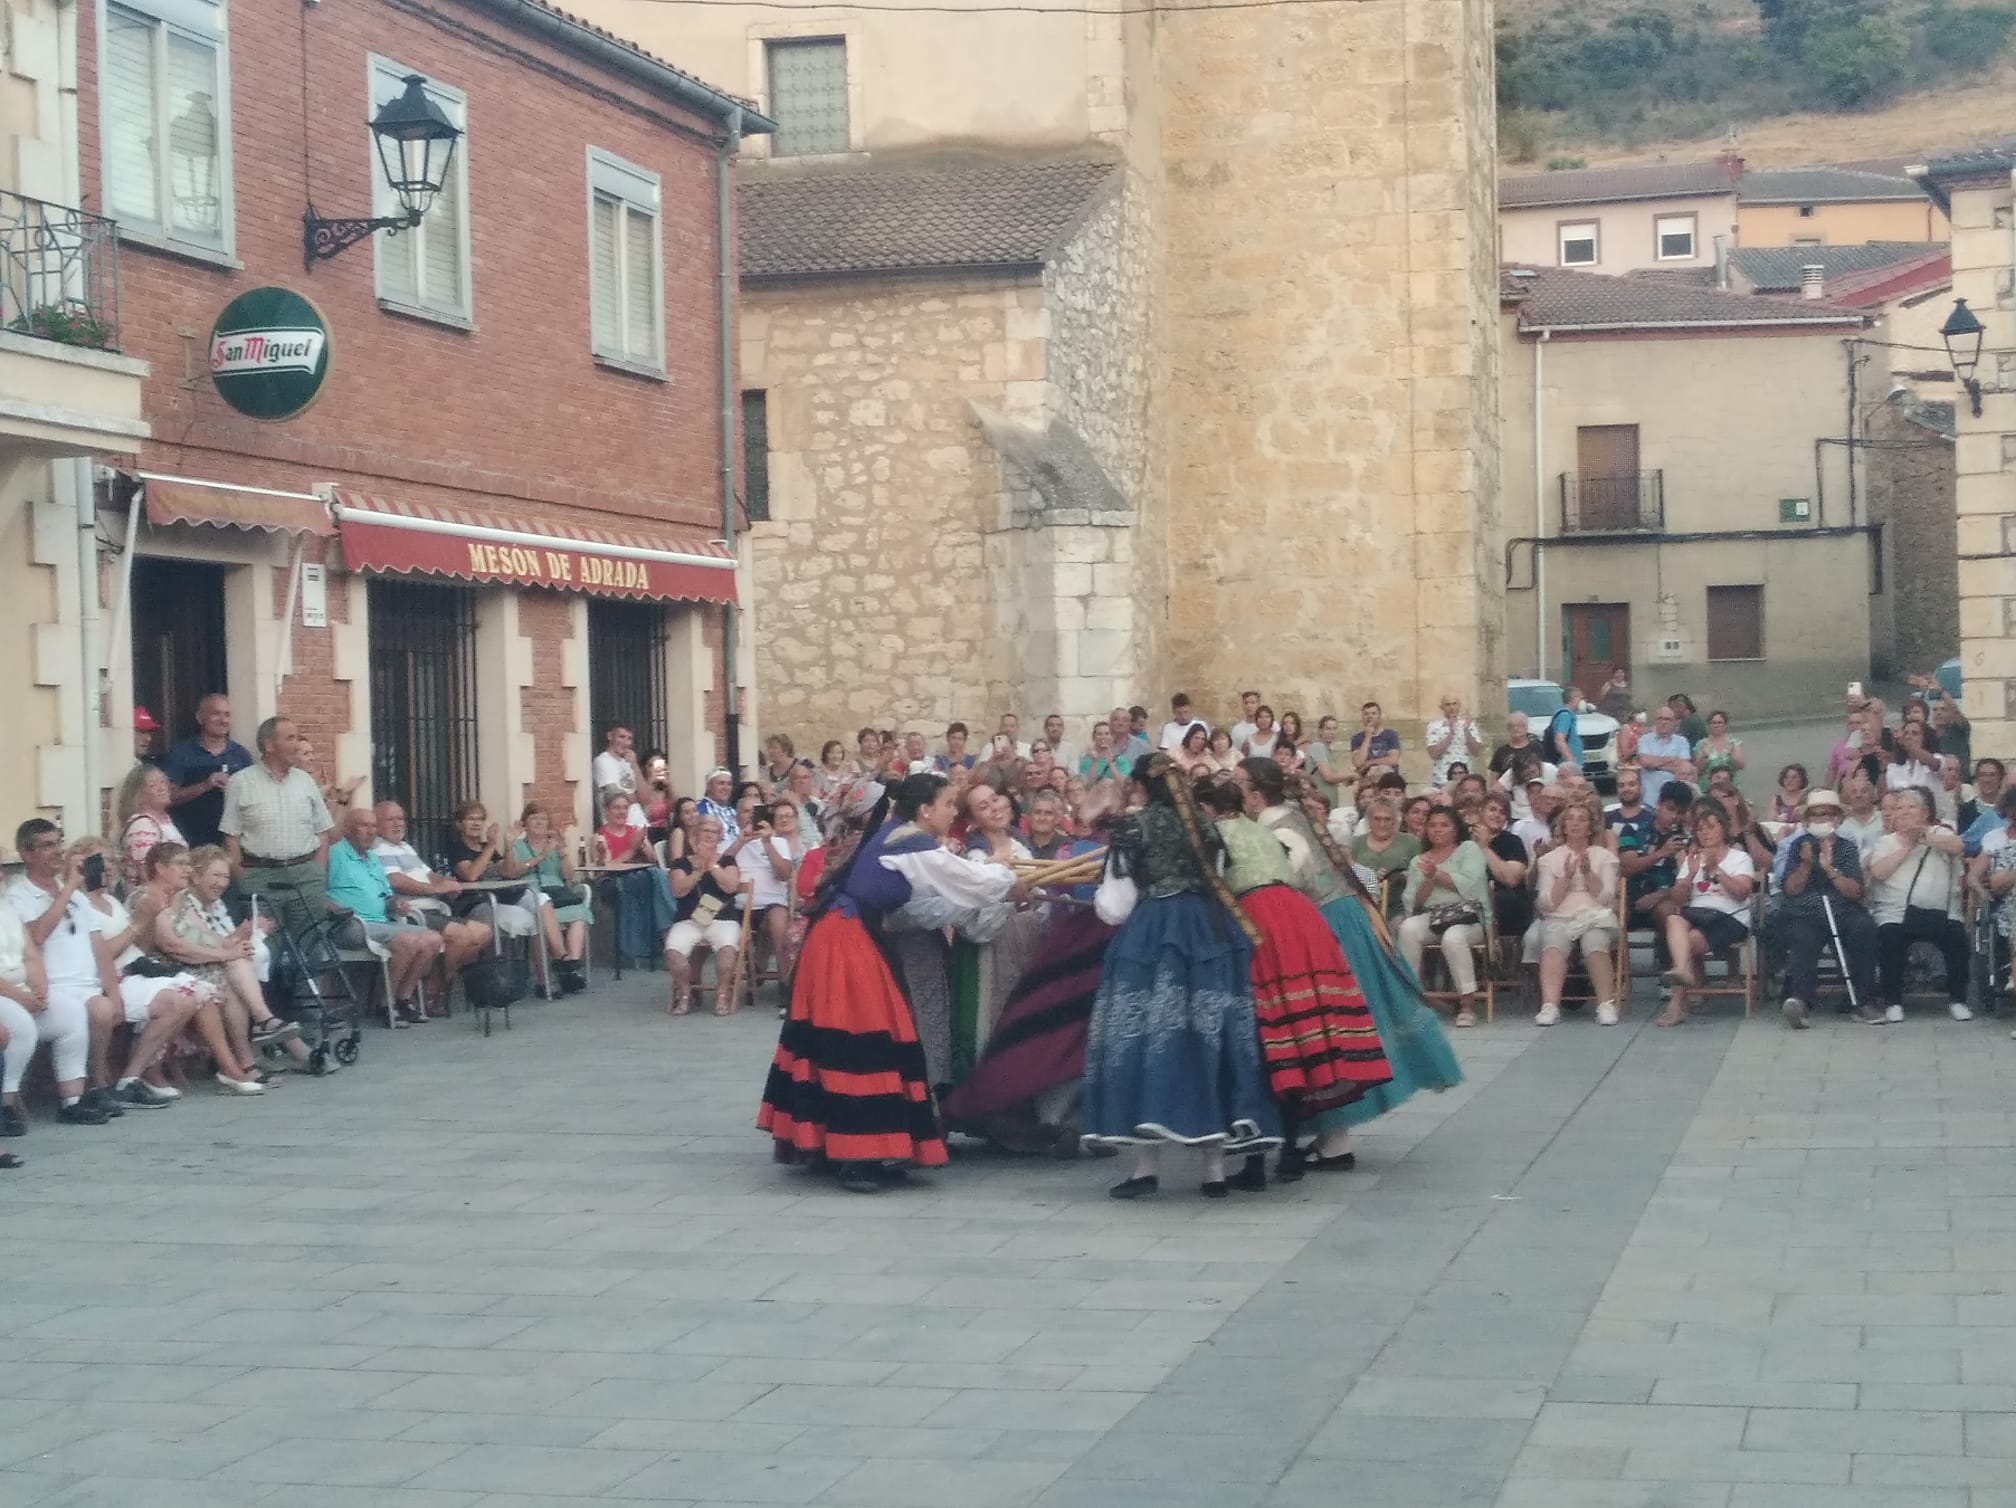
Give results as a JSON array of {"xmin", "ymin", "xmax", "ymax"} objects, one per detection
[
  {"xmin": 1595, "ymin": 1000, "xmax": 1619, "ymax": 1026},
  {"xmin": 1782, "ymin": 998, "xmax": 1809, "ymax": 1030},
  {"xmin": 1949, "ymin": 1001, "xmax": 1974, "ymax": 1022},
  {"xmin": 1884, "ymin": 1004, "xmax": 1905, "ymax": 1024},
  {"xmin": 1535, "ymin": 1003, "xmax": 1560, "ymax": 1027},
  {"xmin": 214, "ymin": 1074, "xmax": 265, "ymax": 1096}
]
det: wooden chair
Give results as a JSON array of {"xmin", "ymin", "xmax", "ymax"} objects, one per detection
[
  {"xmin": 1410, "ymin": 908, "xmax": 1499, "ymax": 1024},
  {"xmin": 741, "ymin": 876, "xmax": 798, "ymax": 1011},
  {"xmin": 1519, "ymin": 880, "xmax": 1631, "ymax": 1017},
  {"xmin": 1676, "ymin": 892, "xmax": 1760, "ymax": 1019}
]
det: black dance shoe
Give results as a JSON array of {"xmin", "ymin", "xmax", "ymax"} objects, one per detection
[
  {"xmin": 1199, "ymin": 1180, "xmax": 1230, "ymax": 1199},
  {"xmin": 1109, "ymin": 1175, "xmax": 1159, "ymax": 1200},
  {"xmin": 1229, "ymin": 1156, "xmax": 1268, "ymax": 1192}
]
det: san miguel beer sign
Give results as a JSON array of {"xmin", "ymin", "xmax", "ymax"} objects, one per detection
[{"xmin": 209, "ymin": 288, "xmax": 331, "ymax": 421}]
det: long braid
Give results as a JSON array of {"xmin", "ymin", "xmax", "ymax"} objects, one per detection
[
  {"xmin": 1285, "ymin": 773, "xmax": 1367, "ymax": 900},
  {"xmin": 1151, "ymin": 754, "xmax": 1261, "ymax": 946}
]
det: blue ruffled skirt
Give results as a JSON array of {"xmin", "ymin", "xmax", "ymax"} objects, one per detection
[
  {"xmin": 1314, "ymin": 895, "xmax": 1464, "ymax": 1130},
  {"xmin": 1081, "ymin": 892, "xmax": 1280, "ymax": 1150}
]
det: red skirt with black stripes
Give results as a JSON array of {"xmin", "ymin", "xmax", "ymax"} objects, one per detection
[
  {"xmin": 1241, "ymin": 884, "xmax": 1395, "ymax": 1114},
  {"xmin": 758, "ymin": 912, "xmax": 949, "ymax": 1168}
]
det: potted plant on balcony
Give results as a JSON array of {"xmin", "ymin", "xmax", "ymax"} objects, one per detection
[{"xmin": 8, "ymin": 300, "xmax": 114, "ymax": 351}]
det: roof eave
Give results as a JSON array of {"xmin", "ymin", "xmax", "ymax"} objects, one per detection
[
  {"xmin": 1522, "ymin": 316, "xmax": 1869, "ymax": 335},
  {"xmin": 1504, "ymin": 187, "xmax": 1732, "ymax": 210},
  {"xmin": 743, "ymin": 258, "xmax": 1048, "ymax": 286},
  {"xmin": 461, "ymin": 0, "xmax": 776, "ymax": 132}
]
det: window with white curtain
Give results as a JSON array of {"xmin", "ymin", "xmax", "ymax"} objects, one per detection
[
  {"xmin": 100, "ymin": 0, "xmax": 232, "ymax": 253},
  {"xmin": 370, "ymin": 57, "xmax": 470, "ymax": 322},
  {"xmin": 765, "ymin": 39, "xmax": 850, "ymax": 157},
  {"xmin": 586, "ymin": 148, "xmax": 663, "ymax": 372}
]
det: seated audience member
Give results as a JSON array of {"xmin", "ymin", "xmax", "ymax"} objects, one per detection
[
  {"xmin": 131, "ymin": 843, "xmax": 265, "ymax": 1093},
  {"xmin": 1473, "ymin": 792, "xmax": 1531, "ymax": 944},
  {"xmin": 3, "ymin": 826, "xmax": 120, "ymax": 1124},
  {"xmin": 116, "ymin": 763, "xmax": 185, "ymax": 891},
  {"xmin": 1531, "ymin": 802, "xmax": 1621, "ymax": 1027},
  {"xmin": 1775, "ymin": 790, "xmax": 1880, "ymax": 1028},
  {"xmin": 1864, "ymin": 785, "xmax": 1971, "ymax": 1025},
  {"xmin": 371, "ymin": 803, "xmax": 493, "ymax": 1009},
  {"xmin": 1500, "ymin": 750, "xmax": 1559, "ymax": 824},
  {"xmin": 1771, "ymin": 762, "xmax": 1812, "ymax": 826},
  {"xmin": 938, "ymin": 722, "xmax": 976, "ymax": 774},
  {"xmin": 1206, "ymin": 727, "xmax": 1241, "ymax": 773},
  {"xmin": 1724, "ymin": 792, "xmax": 1778, "ymax": 874},
  {"xmin": 1656, "ymin": 799, "xmax": 1755, "ymax": 1027},
  {"xmin": 1453, "ymin": 771, "xmax": 1489, "ymax": 808},
  {"xmin": 1489, "ymin": 712, "xmax": 1542, "ymax": 777},
  {"xmin": 158, "ymin": 844, "xmax": 312, "ymax": 1070},
  {"xmin": 1397, "ymin": 805, "xmax": 1490, "ymax": 1027},
  {"xmin": 1109, "ymin": 705, "xmax": 1150, "ymax": 765},
  {"xmin": 747, "ymin": 798, "xmax": 810, "ymax": 989},
  {"xmin": 1623, "ymin": 782, "xmax": 1693, "ymax": 927},
  {"xmin": 1171, "ymin": 722, "xmax": 1213, "ymax": 777},
  {"xmin": 1511, "ymin": 770, "xmax": 1554, "ymax": 855},
  {"xmin": 697, "ymin": 768, "xmax": 742, "ymax": 843},
  {"xmin": 997, "ymin": 712, "xmax": 1033, "ymax": 761},
  {"xmin": 510, "ymin": 805, "xmax": 592, "ymax": 992},
  {"xmin": 1272, "ymin": 738, "xmax": 1303, "ymax": 777},
  {"xmin": 1023, "ymin": 790, "xmax": 1073, "ymax": 860},
  {"xmin": 899, "ymin": 730, "xmax": 931, "ymax": 774},
  {"xmin": 664, "ymin": 797, "xmax": 701, "ymax": 865},
  {"xmin": 1305, "ymin": 716, "xmax": 1349, "ymax": 807},
  {"xmin": 0, "ymin": 891, "xmax": 45, "ymax": 1139},
  {"xmin": 1079, "ymin": 721, "xmax": 1125, "ymax": 784},
  {"xmin": 1351, "ymin": 798, "xmax": 1419, "ymax": 902},
  {"xmin": 1838, "ymin": 763, "xmax": 1885, "ymax": 853},
  {"xmin": 448, "ymin": 801, "xmax": 562, "ymax": 966},
  {"xmin": 762, "ymin": 734, "xmax": 798, "ymax": 794},
  {"xmin": 1401, "ymin": 795, "xmax": 1431, "ymax": 840},
  {"xmin": 1961, "ymin": 758, "xmax": 2007, "ymax": 854},
  {"xmin": 591, "ymin": 789, "xmax": 661, "ymax": 965},
  {"xmin": 1240, "ymin": 705, "xmax": 1278, "ymax": 759},
  {"xmin": 664, "ymin": 815, "xmax": 743, "ymax": 1017},
  {"xmin": 327, "ymin": 808, "xmax": 445, "ymax": 1023}
]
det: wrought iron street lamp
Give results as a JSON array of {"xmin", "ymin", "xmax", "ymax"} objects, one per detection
[
  {"xmin": 1941, "ymin": 297, "xmax": 1987, "ymax": 418},
  {"xmin": 169, "ymin": 93, "xmax": 221, "ymax": 236},
  {"xmin": 302, "ymin": 74, "xmax": 461, "ymax": 269}
]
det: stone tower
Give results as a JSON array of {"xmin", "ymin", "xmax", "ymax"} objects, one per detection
[{"xmin": 1139, "ymin": 0, "xmax": 1504, "ymax": 728}]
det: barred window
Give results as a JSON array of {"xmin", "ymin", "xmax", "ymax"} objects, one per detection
[{"xmin": 742, "ymin": 390, "xmax": 770, "ymax": 523}]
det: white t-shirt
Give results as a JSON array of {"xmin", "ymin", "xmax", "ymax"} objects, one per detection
[
  {"xmin": 1884, "ymin": 759, "xmax": 1942, "ymax": 796},
  {"xmin": 1228, "ymin": 720, "xmax": 1259, "ymax": 753},
  {"xmin": 1513, "ymin": 816, "xmax": 1551, "ymax": 854},
  {"xmin": 1676, "ymin": 847, "xmax": 1755, "ymax": 919},
  {"xmin": 1866, "ymin": 831, "xmax": 1963, "ymax": 925},
  {"xmin": 590, "ymin": 750, "xmax": 647, "ymax": 828},
  {"xmin": 0, "ymin": 904, "xmax": 25, "ymax": 987},
  {"xmin": 1499, "ymin": 764, "xmax": 1559, "ymax": 822},
  {"xmin": 1048, "ymin": 740, "xmax": 1080, "ymax": 777},
  {"xmin": 1160, "ymin": 719, "xmax": 1204, "ymax": 751},
  {"xmin": 6, "ymin": 878, "xmax": 98, "ymax": 987},
  {"xmin": 373, "ymin": 838, "xmax": 449, "ymax": 915},
  {"xmin": 747, "ymin": 834, "xmax": 805, "ymax": 910},
  {"xmin": 82, "ymin": 892, "xmax": 143, "ymax": 971}
]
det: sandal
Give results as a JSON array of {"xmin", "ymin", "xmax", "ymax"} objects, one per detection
[
  {"xmin": 668, "ymin": 992, "xmax": 692, "ymax": 1017},
  {"xmin": 1454, "ymin": 1006, "xmax": 1477, "ymax": 1028},
  {"xmin": 713, "ymin": 998, "xmax": 737, "ymax": 1018},
  {"xmin": 1654, "ymin": 1004, "xmax": 1689, "ymax": 1027}
]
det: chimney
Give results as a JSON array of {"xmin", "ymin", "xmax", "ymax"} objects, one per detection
[
  {"xmin": 1800, "ymin": 264, "xmax": 1825, "ymax": 300},
  {"xmin": 1719, "ymin": 147, "xmax": 1746, "ymax": 182},
  {"xmin": 1713, "ymin": 234, "xmax": 1730, "ymax": 292}
]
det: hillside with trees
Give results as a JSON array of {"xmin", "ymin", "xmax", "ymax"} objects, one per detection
[{"xmin": 1499, "ymin": 0, "xmax": 2016, "ymax": 158}]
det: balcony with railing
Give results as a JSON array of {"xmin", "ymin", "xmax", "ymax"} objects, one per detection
[
  {"xmin": 1558, "ymin": 471, "xmax": 1664, "ymax": 534},
  {"xmin": 0, "ymin": 188, "xmax": 147, "ymax": 458}
]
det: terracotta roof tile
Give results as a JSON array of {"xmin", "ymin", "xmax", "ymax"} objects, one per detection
[
  {"xmin": 1730, "ymin": 242, "xmax": 1945, "ymax": 292},
  {"xmin": 1737, "ymin": 167, "xmax": 1923, "ymax": 204},
  {"xmin": 740, "ymin": 157, "xmax": 1121, "ymax": 280},
  {"xmin": 1501, "ymin": 264, "xmax": 1865, "ymax": 331},
  {"xmin": 1500, "ymin": 159, "xmax": 1739, "ymax": 208}
]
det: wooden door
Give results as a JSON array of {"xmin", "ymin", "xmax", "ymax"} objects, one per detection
[
  {"xmin": 1563, "ymin": 603, "xmax": 1630, "ymax": 702},
  {"xmin": 1576, "ymin": 424, "xmax": 1641, "ymax": 528},
  {"xmin": 131, "ymin": 557, "xmax": 228, "ymax": 743}
]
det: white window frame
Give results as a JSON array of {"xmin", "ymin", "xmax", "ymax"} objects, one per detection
[
  {"xmin": 585, "ymin": 147, "xmax": 665, "ymax": 376},
  {"xmin": 1654, "ymin": 213, "xmax": 1696, "ymax": 262},
  {"xmin": 97, "ymin": 0, "xmax": 236, "ymax": 261},
  {"xmin": 368, "ymin": 55, "xmax": 471, "ymax": 327},
  {"xmin": 1558, "ymin": 220, "xmax": 1599, "ymax": 268}
]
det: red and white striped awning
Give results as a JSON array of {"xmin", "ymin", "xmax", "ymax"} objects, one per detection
[{"xmin": 330, "ymin": 489, "xmax": 736, "ymax": 605}]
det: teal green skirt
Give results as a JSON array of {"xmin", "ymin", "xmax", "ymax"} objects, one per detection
[{"xmin": 1314, "ymin": 896, "xmax": 1463, "ymax": 1130}]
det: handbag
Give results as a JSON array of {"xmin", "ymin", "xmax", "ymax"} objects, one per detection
[
  {"xmin": 1902, "ymin": 849, "xmax": 1949, "ymax": 932},
  {"xmin": 461, "ymin": 951, "xmax": 529, "ymax": 1009},
  {"xmin": 1425, "ymin": 902, "xmax": 1481, "ymax": 935},
  {"xmin": 540, "ymin": 884, "xmax": 578, "ymax": 908}
]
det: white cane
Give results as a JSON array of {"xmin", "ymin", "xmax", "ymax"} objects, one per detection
[{"xmin": 1820, "ymin": 890, "xmax": 1858, "ymax": 1013}]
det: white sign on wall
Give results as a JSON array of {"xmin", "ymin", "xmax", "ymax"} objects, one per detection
[{"xmin": 300, "ymin": 562, "xmax": 327, "ymax": 628}]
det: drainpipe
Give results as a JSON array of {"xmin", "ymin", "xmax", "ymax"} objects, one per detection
[
  {"xmin": 716, "ymin": 108, "xmax": 743, "ymax": 777},
  {"xmin": 1533, "ymin": 328, "xmax": 1551, "ymax": 680},
  {"xmin": 57, "ymin": 0, "xmax": 101, "ymax": 830}
]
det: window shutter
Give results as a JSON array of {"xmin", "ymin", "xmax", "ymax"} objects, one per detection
[
  {"xmin": 623, "ymin": 205, "xmax": 656, "ymax": 359},
  {"xmin": 590, "ymin": 192, "xmax": 621, "ymax": 352},
  {"xmin": 103, "ymin": 9, "xmax": 161, "ymax": 227},
  {"xmin": 164, "ymin": 31, "xmax": 221, "ymax": 237},
  {"xmin": 420, "ymin": 160, "xmax": 463, "ymax": 309}
]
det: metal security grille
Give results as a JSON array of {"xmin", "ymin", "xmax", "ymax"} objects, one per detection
[
  {"xmin": 766, "ymin": 39, "xmax": 849, "ymax": 157},
  {"xmin": 368, "ymin": 580, "xmax": 478, "ymax": 865},
  {"xmin": 589, "ymin": 599, "xmax": 669, "ymax": 780}
]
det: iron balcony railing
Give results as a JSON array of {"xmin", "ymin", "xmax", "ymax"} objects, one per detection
[
  {"xmin": 1559, "ymin": 470, "xmax": 1664, "ymax": 533},
  {"xmin": 0, "ymin": 189, "xmax": 121, "ymax": 353}
]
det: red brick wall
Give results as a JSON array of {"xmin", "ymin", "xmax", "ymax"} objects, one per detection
[
  {"xmin": 518, "ymin": 589, "xmax": 577, "ymax": 818},
  {"xmin": 272, "ymin": 549, "xmax": 353, "ymax": 767},
  {"xmin": 81, "ymin": 0, "xmax": 740, "ymax": 779}
]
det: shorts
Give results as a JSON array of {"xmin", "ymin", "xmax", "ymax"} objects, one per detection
[
  {"xmin": 119, "ymin": 971, "xmax": 203, "ymax": 1024},
  {"xmin": 1682, "ymin": 906, "xmax": 1750, "ymax": 953},
  {"xmin": 339, "ymin": 917, "xmax": 416, "ymax": 949},
  {"xmin": 666, "ymin": 917, "xmax": 741, "ymax": 956},
  {"xmin": 1535, "ymin": 916, "xmax": 1619, "ymax": 957}
]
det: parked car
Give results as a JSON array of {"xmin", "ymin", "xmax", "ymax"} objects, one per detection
[{"xmin": 1507, "ymin": 678, "xmax": 1621, "ymax": 790}]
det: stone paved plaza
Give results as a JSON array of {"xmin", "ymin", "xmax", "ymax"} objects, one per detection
[{"xmin": 4, "ymin": 975, "xmax": 2016, "ymax": 1508}]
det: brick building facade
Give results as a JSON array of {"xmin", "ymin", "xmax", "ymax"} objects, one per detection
[{"xmin": 39, "ymin": 0, "xmax": 764, "ymax": 853}]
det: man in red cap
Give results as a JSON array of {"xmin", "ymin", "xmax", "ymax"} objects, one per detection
[{"xmin": 133, "ymin": 707, "xmax": 162, "ymax": 764}]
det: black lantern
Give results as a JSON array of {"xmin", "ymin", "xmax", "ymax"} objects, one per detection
[
  {"xmin": 303, "ymin": 74, "xmax": 462, "ymax": 269},
  {"xmin": 1942, "ymin": 297, "xmax": 1987, "ymax": 418}
]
